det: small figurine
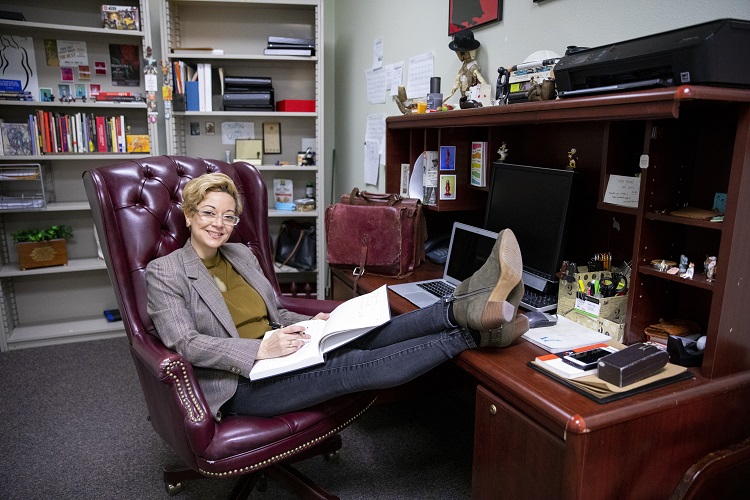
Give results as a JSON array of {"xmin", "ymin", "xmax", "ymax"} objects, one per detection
[
  {"xmin": 705, "ymin": 256, "xmax": 717, "ymax": 282},
  {"xmin": 567, "ymin": 148, "xmax": 578, "ymax": 169},
  {"xmin": 497, "ymin": 142, "xmax": 508, "ymax": 162},
  {"xmin": 444, "ymin": 30, "xmax": 488, "ymax": 103},
  {"xmin": 679, "ymin": 254, "xmax": 689, "ymax": 273},
  {"xmin": 680, "ymin": 262, "xmax": 695, "ymax": 279}
]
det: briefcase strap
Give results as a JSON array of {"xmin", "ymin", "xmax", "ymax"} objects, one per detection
[
  {"xmin": 273, "ymin": 227, "xmax": 305, "ymax": 269},
  {"xmin": 351, "ymin": 238, "xmax": 369, "ymax": 297},
  {"xmin": 348, "ymin": 188, "xmax": 401, "ymax": 206}
]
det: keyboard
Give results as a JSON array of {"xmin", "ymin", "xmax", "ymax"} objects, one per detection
[
  {"xmin": 521, "ymin": 289, "xmax": 558, "ymax": 312},
  {"xmin": 417, "ymin": 280, "xmax": 456, "ymax": 298}
]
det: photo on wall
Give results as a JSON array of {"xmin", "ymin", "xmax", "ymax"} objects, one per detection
[{"xmin": 448, "ymin": 0, "xmax": 503, "ymax": 35}]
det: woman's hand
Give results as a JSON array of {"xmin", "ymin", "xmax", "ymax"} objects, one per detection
[
  {"xmin": 312, "ymin": 312, "xmax": 330, "ymax": 320},
  {"xmin": 256, "ymin": 325, "xmax": 311, "ymax": 359}
]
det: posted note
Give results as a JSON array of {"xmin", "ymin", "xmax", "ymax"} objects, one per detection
[{"xmin": 603, "ymin": 175, "xmax": 640, "ymax": 208}]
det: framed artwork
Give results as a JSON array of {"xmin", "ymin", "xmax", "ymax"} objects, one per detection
[
  {"xmin": 440, "ymin": 175, "xmax": 457, "ymax": 200},
  {"xmin": 449, "ymin": 0, "xmax": 503, "ymax": 35},
  {"xmin": 440, "ymin": 146, "xmax": 456, "ymax": 171}
]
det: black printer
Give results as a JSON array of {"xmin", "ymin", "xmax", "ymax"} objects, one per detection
[{"xmin": 554, "ymin": 18, "xmax": 750, "ymax": 98}]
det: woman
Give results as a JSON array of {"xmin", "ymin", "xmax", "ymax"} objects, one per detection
[{"xmin": 147, "ymin": 173, "xmax": 528, "ymax": 419}]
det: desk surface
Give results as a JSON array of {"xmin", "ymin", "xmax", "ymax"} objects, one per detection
[{"xmin": 330, "ymin": 265, "xmax": 748, "ymax": 441}]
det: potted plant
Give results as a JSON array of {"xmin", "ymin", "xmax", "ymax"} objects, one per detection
[{"xmin": 11, "ymin": 225, "xmax": 74, "ymax": 270}]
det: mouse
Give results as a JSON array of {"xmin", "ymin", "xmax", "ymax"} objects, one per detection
[{"xmin": 524, "ymin": 310, "xmax": 558, "ymax": 328}]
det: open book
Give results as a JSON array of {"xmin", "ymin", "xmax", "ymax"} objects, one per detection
[{"xmin": 249, "ymin": 285, "xmax": 391, "ymax": 380}]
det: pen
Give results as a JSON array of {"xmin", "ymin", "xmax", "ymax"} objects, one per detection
[{"xmin": 269, "ymin": 321, "xmax": 283, "ymax": 329}]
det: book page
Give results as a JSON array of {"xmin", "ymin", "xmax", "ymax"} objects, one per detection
[{"xmin": 324, "ymin": 285, "xmax": 390, "ymax": 337}]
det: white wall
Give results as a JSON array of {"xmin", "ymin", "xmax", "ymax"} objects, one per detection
[{"xmin": 329, "ymin": 0, "xmax": 750, "ymax": 198}]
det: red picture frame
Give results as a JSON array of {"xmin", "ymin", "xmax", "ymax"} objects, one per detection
[{"xmin": 449, "ymin": 0, "xmax": 503, "ymax": 35}]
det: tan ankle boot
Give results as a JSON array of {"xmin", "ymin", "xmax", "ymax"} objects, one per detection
[
  {"xmin": 480, "ymin": 309, "xmax": 530, "ymax": 348},
  {"xmin": 452, "ymin": 229, "xmax": 523, "ymax": 332}
]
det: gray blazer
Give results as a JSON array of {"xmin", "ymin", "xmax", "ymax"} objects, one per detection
[{"xmin": 146, "ymin": 241, "xmax": 310, "ymax": 419}]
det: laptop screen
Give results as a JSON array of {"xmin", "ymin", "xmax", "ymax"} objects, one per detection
[{"xmin": 444, "ymin": 223, "xmax": 498, "ymax": 285}]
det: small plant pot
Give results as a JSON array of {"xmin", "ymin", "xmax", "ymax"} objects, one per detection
[{"xmin": 17, "ymin": 239, "xmax": 69, "ymax": 270}]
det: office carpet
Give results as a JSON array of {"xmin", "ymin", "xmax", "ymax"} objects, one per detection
[{"xmin": 0, "ymin": 337, "xmax": 474, "ymax": 500}]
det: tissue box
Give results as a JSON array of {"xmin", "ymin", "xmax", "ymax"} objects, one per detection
[{"xmin": 597, "ymin": 343, "xmax": 669, "ymax": 387}]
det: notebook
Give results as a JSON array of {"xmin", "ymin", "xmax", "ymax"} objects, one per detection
[{"xmin": 389, "ymin": 223, "xmax": 498, "ymax": 308}]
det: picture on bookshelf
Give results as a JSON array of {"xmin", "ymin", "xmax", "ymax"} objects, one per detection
[
  {"xmin": 190, "ymin": 122, "xmax": 200, "ymax": 136},
  {"xmin": 95, "ymin": 61, "xmax": 107, "ymax": 75},
  {"xmin": 78, "ymin": 65, "xmax": 91, "ymax": 80},
  {"xmin": 1, "ymin": 123, "xmax": 32, "ymax": 156},
  {"xmin": 60, "ymin": 67, "xmax": 74, "ymax": 82},
  {"xmin": 109, "ymin": 45, "xmax": 140, "ymax": 87},
  {"xmin": 74, "ymin": 84, "xmax": 86, "ymax": 99},
  {"xmin": 440, "ymin": 175, "xmax": 457, "ymax": 200},
  {"xmin": 40, "ymin": 88, "xmax": 53, "ymax": 102},
  {"xmin": 440, "ymin": 145, "xmax": 456, "ymax": 171},
  {"xmin": 0, "ymin": 35, "xmax": 40, "ymax": 98},
  {"xmin": 44, "ymin": 39, "xmax": 59, "ymax": 67},
  {"xmin": 58, "ymin": 84, "xmax": 71, "ymax": 99},
  {"xmin": 102, "ymin": 5, "xmax": 140, "ymax": 31},
  {"xmin": 89, "ymin": 84, "xmax": 101, "ymax": 97}
]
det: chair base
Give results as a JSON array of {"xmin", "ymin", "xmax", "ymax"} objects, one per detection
[{"xmin": 164, "ymin": 434, "xmax": 343, "ymax": 499}]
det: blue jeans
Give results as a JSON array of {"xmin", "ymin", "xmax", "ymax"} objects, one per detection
[{"xmin": 222, "ymin": 298, "xmax": 475, "ymax": 417}]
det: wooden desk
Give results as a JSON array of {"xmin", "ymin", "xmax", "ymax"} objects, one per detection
[{"xmin": 330, "ymin": 267, "xmax": 750, "ymax": 499}]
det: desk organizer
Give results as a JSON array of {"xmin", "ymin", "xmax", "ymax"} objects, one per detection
[
  {"xmin": 558, "ymin": 269, "xmax": 627, "ymax": 342},
  {"xmin": 0, "ymin": 163, "xmax": 52, "ymax": 210}
]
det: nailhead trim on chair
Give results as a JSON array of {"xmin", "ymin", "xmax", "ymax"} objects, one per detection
[
  {"xmin": 197, "ymin": 396, "xmax": 377, "ymax": 477},
  {"xmin": 166, "ymin": 360, "xmax": 206, "ymax": 422}
]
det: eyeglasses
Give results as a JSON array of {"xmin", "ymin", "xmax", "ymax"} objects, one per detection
[{"xmin": 195, "ymin": 209, "xmax": 240, "ymax": 226}]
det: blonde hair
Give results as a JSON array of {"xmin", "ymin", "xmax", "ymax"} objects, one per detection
[{"xmin": 182, "ymin": 173, "xmax": 243, "ymax": 217}]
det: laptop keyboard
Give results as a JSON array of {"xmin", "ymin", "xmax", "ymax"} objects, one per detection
[
  {"xmin": 417, "ymin": 280, "xmax": 456, "ymax": 298},
  {"xmin": 521, "ymin": 289, "xmax": 558, "ymax": 313}
]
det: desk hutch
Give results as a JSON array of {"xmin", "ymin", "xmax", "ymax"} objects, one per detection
[{"xmin": 333, "ymin": 86, "xmax": 750, "ymax": 498}]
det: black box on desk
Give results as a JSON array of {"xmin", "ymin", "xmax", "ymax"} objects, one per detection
[{"xmin": 597, "ymin": 343, "xmax": 669, "ymax": 387}]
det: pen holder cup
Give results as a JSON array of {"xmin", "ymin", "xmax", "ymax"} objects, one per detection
[{"xmin": 558, "ymin": 270, "xmax": 627, "ymax": 342}]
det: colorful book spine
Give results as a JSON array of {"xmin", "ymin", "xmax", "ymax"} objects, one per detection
[{"xmin": 470, "ymin": 141, "xmax": 488, "ymax": 187}]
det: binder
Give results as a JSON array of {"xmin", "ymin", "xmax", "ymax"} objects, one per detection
[
  {"xmin": 185, "ymin": 81, "xmax": 200, "ymax": 111},
  {"xmin": 223, "ymin": 76, "xmax": 272, "ymax": 88}
]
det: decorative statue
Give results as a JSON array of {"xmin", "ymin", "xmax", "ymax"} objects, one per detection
[
  {"xmin": 567, "ymin": 148, "xmax": 578, "ymax": 169},
  {"xmin": 679, "ymin": 254, "xmax": 689, "ymax": 273},
  {"xmin": 497, "ymin": 142, "xmax": 508, "ymax": 162},
  {"xmin": 444, "ymin": 30, "xmax": 488, "ymax": 103},
  {"xmin": 680, "ymin": 262, "xmax": 695, "ymax": 280},
  {"xmin": 704, "ymin": 256, "xmax": 717, "ymax": 282}
]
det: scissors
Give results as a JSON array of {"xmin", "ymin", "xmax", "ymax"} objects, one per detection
[{"xmin": 600, "ymin": 273, "xmax": 628, "ymax": 297}]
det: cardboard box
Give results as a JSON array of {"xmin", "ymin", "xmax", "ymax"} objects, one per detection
[
  {"xmin": 597, "ymin": 343, "xmax": 669, "ymax": 387},
  {"xmin": 277, "ymin": 100, "xmax": 315, "ymax": 112},
  {"xmin": 558, "ymin": 269, "xmax": 627, "ymax": 341}
]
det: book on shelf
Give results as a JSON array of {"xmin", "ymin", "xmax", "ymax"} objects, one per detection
[
  {"xmin": 267, "ymin": 36, "xmax": 315, "ymax": 47},
  {"xmin": 223, "ymin": 76, "xmax": 273, "ymax": 89},
  {"xmin": 470, "ymin": 141, "xmax": 488, "ymax": 187},
  {"xmin": 249, "ymin": 285, "xmax": 391, "ymax": 380},
  {"xmin": 102, "ymin": 5, "xmax": 140, "ymax": 31},
  {"xmin": 266, "ymin": 42, "xmax": 316, "ymax": 50},
  {"xmin": 532, "ymin": 343, "xmax": 618, "ymax": 379},
  {"xmin": 521, "ymin": 315, "xmax": 613, "ymax": 353},
  {"xmin": 185, "ymin": 81, "xmax": 200, "ymax": 111},
  {"xmin": 263, "ymin": 48, "xmax": 314, "ymax": 57},
  {"xmin": 172, "ymin": 47, "xmax": 224, "ymax": 55}
]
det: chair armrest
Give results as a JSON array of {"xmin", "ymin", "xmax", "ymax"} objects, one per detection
[
  {"xmin": 130, "ymin": 334, "xmax": 216, "ymax": 457},
  {"xmin": 280, "ymin": 296, "xmax": 342, "ymax": 315}
]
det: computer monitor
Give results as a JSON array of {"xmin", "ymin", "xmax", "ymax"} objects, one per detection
[{"xmin": 484, "ymin": 163, "xmax": 575, "ymax": 293}]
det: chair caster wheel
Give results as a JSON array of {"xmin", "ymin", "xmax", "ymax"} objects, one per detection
[
  {"xmin": 324, "ymin": 451, "xmax": 340, "ymax": 462},
  {"xmin": 165, "ymin": 482, "xmax": 183, "ymax": 496}
]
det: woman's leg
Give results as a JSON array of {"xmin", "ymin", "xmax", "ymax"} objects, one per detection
[{"xmin": 222, "ymin": 301, "xmax": 475, "ymax": 417}]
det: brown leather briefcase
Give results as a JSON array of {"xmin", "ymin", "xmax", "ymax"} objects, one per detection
[{"xmin": 325, "ymin": 189, "xmax": 427, "ymax": 279}]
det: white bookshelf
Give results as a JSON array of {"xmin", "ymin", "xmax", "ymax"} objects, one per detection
[{"xmin": 160, "ymin": 0, "xmax": 325, "ymax": 297}]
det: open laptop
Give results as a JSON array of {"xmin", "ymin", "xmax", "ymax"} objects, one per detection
[{"xmin": 389, "ymin": 223, "xmax": 498, "ymax": 308}]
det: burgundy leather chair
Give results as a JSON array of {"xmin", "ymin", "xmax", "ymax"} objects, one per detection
[{"xmin": 83, "ymin": 156, "xmax": 376, "ymax": 499}]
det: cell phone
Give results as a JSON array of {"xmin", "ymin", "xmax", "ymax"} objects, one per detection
[{"xmin": 562, "ymin": 347, "xmax": 615, "ymax": 371}]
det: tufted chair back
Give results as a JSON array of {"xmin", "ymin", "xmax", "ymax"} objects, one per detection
[{"xmin": 83, "ymin": 156, "xmax": 375, "ymax": 497}]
